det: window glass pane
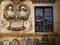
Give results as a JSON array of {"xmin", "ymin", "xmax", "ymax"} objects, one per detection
[
  {"xmin": 35, "ymin": 7, "xmax": 44, "ymax": 32},
  {"xmin": 45, "ymin": 17, "xmax": 53, "ymax": 32},
  {"xmin": 45, "ymin": 17, "xmax": 53, "ymax": 24},
  {"xmin": 35, "ymin": 7, "xmax": 53, "ymax": 32},
  {"xmin": 35, "ymin": 19, "xmax": 44, "ymax": 32},
  {"xmin": 45, "ymin": 8, "xmax": 52, "ymax": 17},
  {"xmin": 36, "ymin": 19, "xmax": 43, "ymax": 24},
  {"xmin": 35, "ymin": 8, "xmax": 43, "ymax": 16},
  {"xmin": 35, "ymin": 25, "xmax": 44, "ymax": 32}
]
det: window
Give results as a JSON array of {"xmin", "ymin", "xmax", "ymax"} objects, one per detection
[{"xmin": 35, "ymin": 7, "xmax": 53, "ymax": 32}]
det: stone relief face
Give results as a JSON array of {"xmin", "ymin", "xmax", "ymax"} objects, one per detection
[
  {"xmin": 19, "ymin": 5, "xmax": 27, "ymax": 17},
  {"xmin": 6, "ymin": 5, "xmax": 15, "ymax": 17},
  {"xmin": 4, "ymin": 4, "xmax": 16, "ymax": 20},
  {"xmin": 18, "ymin": 4, "xmax": 30, "ymax": 18}
]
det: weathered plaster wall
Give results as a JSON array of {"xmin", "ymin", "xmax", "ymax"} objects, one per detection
[{"xmin": 54, "ymin": 0, "xmax": 60, "ymax": 45}]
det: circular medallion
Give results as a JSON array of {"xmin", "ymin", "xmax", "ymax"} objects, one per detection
[
  {"xmin": 4, "ymin": 3, "xmax": 16, "ymax": 20},
  {"xmin": 12, "ymin": 39, "xmax": 20, "ymax": 45},
  {"xmin": 18, "ymin": 3, "xmax": 30, "ymax": 19},
  {"xmin": 3, "ymin": 40, "xmax": 10, "ymax": 45},
  {"xmin": 20, "ymin": 37, "xmax": 33, "ymax": 45}
]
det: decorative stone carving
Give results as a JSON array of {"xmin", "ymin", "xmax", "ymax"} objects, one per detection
[
  {"xmin": 7, "ymin": 20, "xmax": 26, "ymax": 31},
  {"xmin": 3, "ymin": 1, "xmax": 31, "ymax": 31},
  {"xmin": 1, "ymin": 20, "xmax": 7, "ymax": 28},
  {"xmin": 3, "ymin": 40, "xmax": 10, "ymax": 45},
  {"xmin": 20, "ymin": 37, "xmax": 33, "ymax": 45},
  {"xmin": 4, "ymin": 3, "xmax": 16, "ymax": 20},
  {"xmin": 12, "ymin": 39, "xmax": 20, "ymax": 45},
  {"xmin": 18, "ymin": 3, "xmax": 30, "ymax": 19},
  {"xmin": 11, "ymin": 0, "xmax": 25, "ymax": 4}
]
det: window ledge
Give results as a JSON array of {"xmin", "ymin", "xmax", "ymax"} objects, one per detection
[{"xmin": 0, "ymin": 32, "xmax": 57, "ymax": 36}]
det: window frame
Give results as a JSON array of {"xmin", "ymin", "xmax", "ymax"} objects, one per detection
[{"xmin": 33, "ymin": 4, "xmax": 54, "ymax": 32}]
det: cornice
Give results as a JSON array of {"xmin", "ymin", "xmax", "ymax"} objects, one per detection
[{"xmin": 0, "ymin": 0, "xmax": 56, "ymax": 3}]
